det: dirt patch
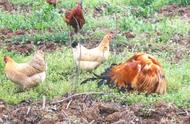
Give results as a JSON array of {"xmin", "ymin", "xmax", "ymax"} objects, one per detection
[
  {"xmin": 80, "ymin": 39, "xmax": 126, "ymax": 54},
  {"xmin": 93, "ymin": 2, "xmax": 109, "ymax": 18},
  {"xmin": 171, "ymin": 33, "xmax": 190, "ymax": 48},
  {"xmin": 11, "ymin": 4, "xmax": 32, "ymax": 13},
  {"xmin": 36, "ymin": 41, "xmax": 62, "ymax": 52},
  {"xmin": 0, "ymin": 28, "xmax": 125, "ymax": 54},
  {"xmin": 0, "ymin": 94, "xmax": 190, "ymax": 124},
  {"xmin": 81, "ymin": 31, "xmax": 126, "ymax": 54},
  {"xmin": 122, "ymin": 31, "xmax": 136, "ymax": 39},
  {"xmin": 6, "ymin": 41, "xmax": 61, "ymax": 55},
  {"xmin": 0, "ymin": 28, "xmax": 63, "ymax": 54},
  {"xmin": 159, "ymin": 4, "xmax": 190, "ymax": 18},
  {"xmin": 0, "ymin": 0, "xmax": 13, "ymax": 12},
  {"xmin": 126, "ymin": 41, "xmax": 190, "ymax": 63},
  {"xmin": 123, "ymin": 31, "xmax": 190, "ymax": 63},
  {"xmin": 0, "ymin": 0, "xmax": 32, "ymax": 13},
  {"xmin": 169, "ymin": 33, "xmax": 190, "ymax": 62},
  {"xmin": 0, "ymin": 28, "xmax": 38, "ymax": 40},
  {"xmin": 6, "ymin": 42, "xmax": 34, "ymax": 55}
]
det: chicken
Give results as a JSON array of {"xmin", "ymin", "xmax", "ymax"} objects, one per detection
[
  {"xmin": 4, "ymin": 50, "xmax": 47, "ymax": 90},
  {"xmin": 63, "ymin": 1, "xmax": 85, "ymax": 33},
  {"xmin": 72, "ymin": 32, "xmax": 113, "ymax": 71},
  {"xmin": 46, "ymin": 0, "xmax": 58, "ymax": 8},
  {"xmin": 81, "ymin": 53, "xmax": 167, "ymax": 94}
]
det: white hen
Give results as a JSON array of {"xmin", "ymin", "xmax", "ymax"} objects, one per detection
[{"xmin": 72, "ymin": 32, "xmax": 113, "ymax": 71}]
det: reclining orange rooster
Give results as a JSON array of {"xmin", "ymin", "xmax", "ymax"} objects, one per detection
[{"xmin": 81, "ymin": 52, "xmax": 167, "ymax": 94}]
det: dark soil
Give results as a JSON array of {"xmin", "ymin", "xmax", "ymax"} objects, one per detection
[
  {"xmin": 0, "ymin": 0, "xmax": 32, "ymax": 13},
  {"xmin": 0, "ymin": 0, "xmax": 13, "ymax": 12},
  {"xmin": 168, "ymin": 33, "xmax": 190, "ymax": 62},
  {"xmin": 0, "ymin": 28, "xmax": 125, "ymax": 54},
  {"xmin": 6, "ymin": 42, "xmax": 34, "ymax": 55},
  {"xmin": 0, "ymin": 28, "xmax": 62, "ymax": 54},
  {"xmin": 122, "ymin": 32, "xmax": 136, "ymax": 39},
  {"xmin": 1, "ymin": 28, "xmax": 189, "ymax": 62},
  {"xmin": 0, "ymin": 94, "xmax": 190, "ymax": 124},
  {"xmin": 171, "ymin": 33, "xmax": 190, "ymax": 49},
  {"xmin": 123, "ymin": 31, "xmax": 190, "ymax": 63},
  {"xmin": 0, "ymin": 28, "xmax": 39, "ymax": 40},
  {"xmin": 6, "ymin": 41, "xmax": 61, "ymax": 55},
  {"xmin": 93, "ymin": 2, "xmax": 109, "ymax": 18},
  {"xmin": 159, "ymin": 4, "xmax": 190, "ymax": 18},
  {"xmin": 12, "ymin": 4, "xmax": 32, "ymax": 13},
  {"xmin": 81, "ymin": 39, "xmax": 126, "ymax": 54},
  {"xmin": 2, "ymin": 30, "xmax": 190, "ymax": 62}
]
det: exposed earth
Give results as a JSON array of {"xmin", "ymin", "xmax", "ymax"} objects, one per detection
[{"xmin": 0, "ymin": 93, "xmax": 190, "ymax": 124}]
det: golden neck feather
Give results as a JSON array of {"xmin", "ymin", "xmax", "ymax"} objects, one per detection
[{"xmin": 98, "ymin": 35, "xmax": 110, "ymax": 51}]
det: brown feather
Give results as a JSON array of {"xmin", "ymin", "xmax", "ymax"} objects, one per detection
[
  {"xmin": 64, "ymin": 3, "xmax": 85, "ymax": 33},
  {"xmin": 81, "ymin": 53, "xmax": 167, "ymax": 94}
]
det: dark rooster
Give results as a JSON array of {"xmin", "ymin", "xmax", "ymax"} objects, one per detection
[
  {"xmin": 46, "ymin": 0, "xmax": 58, "ymax": 8},
  {"xmin": 63, "ymin": 0, "xmax": 85, "ymax": 33},
  {"xmin": 81, "ymin": 53, "xmax": 167, "ymax": 94}
]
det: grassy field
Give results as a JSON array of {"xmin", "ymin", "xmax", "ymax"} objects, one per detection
[{"xmin": 0, "ymin": 0, "xmax": 190, "ymax": 108}]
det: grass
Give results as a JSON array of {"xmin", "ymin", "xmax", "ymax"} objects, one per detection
[
  {"xmin": 0, "ymin": 49, "xmax": 190, "ymax": 108},
  {"xmin": 0, "ymin": 0, "xmax": 190, "ymax": 108}
]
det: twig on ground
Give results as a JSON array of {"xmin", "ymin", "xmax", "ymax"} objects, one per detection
[
  {"xmin": 89, "ymin": 120, "xmax": 95, "ymax": 124},
  {"xmin": 82, "ymin": 117, "xmax": 90, "ymax": 124},
  {"xmin": 26, "ymin": 107, "xmax": 31, "ymax": 115},
  {"xmin": 51, "ymin": 92, "xmax": 104, "ymax": 104},
  {"xmin": 42, "ymin": 96, "xmax": 46, "ymax": 110},
  {"xmin": 63, "ymin": 111, "xmax": 68, "ymax": 117},
  {"xmin": 177, "ymin": 110, "xmax": 189, "ymax": 116},
  {"xmin": 66, "ymin": 99, "xmax": 73, "ymax": 109}
]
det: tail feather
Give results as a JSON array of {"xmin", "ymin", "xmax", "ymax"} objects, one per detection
[
  {"xmin": 92, "ymin": 72, "xmax": 102, "ymax": 78},
  {"xmin": 81, "ymin": 68, "xmax": 113, "ymax": 87},
  {"xmin": 29, "ymin": 50, "xmax": 46, "ymax": 72},
  {"xmin": 80, "ymin": 77, "xmax": 99, "ymax": 84},
  {"xmin": 81, "ymin": 72, "xmax": 109, "ymax": 85},
  {"xmin": 97, "ymin": 79, "xmax": 105, "ymax": 87}
]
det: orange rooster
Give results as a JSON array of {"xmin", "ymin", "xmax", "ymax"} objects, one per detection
[
  {"xmin": 46, "ymin": 0, "xmax": 58, "ymax": 8},
  {"xmin": 63, "ymin": 0, "xmax": 85, "ymax": 33},
  {"xmin": 4, "ymin": 50, "xmax": 47, "ymax": 90},
  {"xmin": 81, "ymin": 53, "xmax": 167, "ymax": 94}
]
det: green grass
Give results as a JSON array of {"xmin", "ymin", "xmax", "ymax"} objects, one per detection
[
  {"xmin": 0, "ymin": 0, "xmax": 190, "ymax": 108},
  {"xmin": 0, "ymin": 49, "xmax": 190, "ymax": 108}
]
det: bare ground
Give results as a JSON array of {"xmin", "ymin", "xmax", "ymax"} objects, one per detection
[
  {"xmin": 0, "ymin": 94, "xmax": 190, "ymax": 124},
  {"xmin": 159, "ymin": 4, "xmax": 190, "ymax": 19},
  {"xmin": 1, "ymin": 29, "xmax": 190, "ymax": 62}
]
